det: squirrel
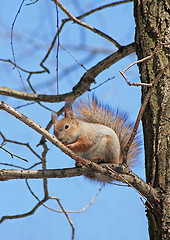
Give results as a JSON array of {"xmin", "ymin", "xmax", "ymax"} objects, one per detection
[{"xmin": 52, "ymin": 96, "xmax": 139, "ymax": 182}]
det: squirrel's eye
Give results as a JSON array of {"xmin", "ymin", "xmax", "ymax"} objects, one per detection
[{"xmin": 65, "ymin": 124, "xmax": 69, "ymax": 129}]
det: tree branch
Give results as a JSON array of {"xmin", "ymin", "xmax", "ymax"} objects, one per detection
[
  {"xmin": 39, "ymin": 1, "xmax": 132, "ymax": 74},
  {"xmin": 53, "ymin": 0, "xmax": 122, "ymax": 49},
  {"xmin": 0, "ymin": 165, "xmax": 159, "ymax": 204},
  {"xmin": 0, "ymin": 197, "xmax": 49, "ymax": 224},
  {"xmin": 73, "ymin": 1, "xmax": 132, "ymax": 20},
  {"xmin": 0, "ymin": 42, "xmax": 135, "ymax": 102}
]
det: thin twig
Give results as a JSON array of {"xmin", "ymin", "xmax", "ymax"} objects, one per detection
[
  {"xmin": 108, "ymin": 181, "xmax": 130, "ymax": 187},
  {"xmin": 26, "ymin": 74, "xmax": 54, "ymax": 112},
  {"xmin": 50, "ymin": 196, "xmax": 75, "ymax": 240},
  {"xmin": 0, "ymin": 145, "xmax": 28, "ymax": 162},
  {"xmin": 25, "ymin": 0, "xmax": 39, "ymax": 6},
  {"xmin": 25, "ymin": 179, "xmax": 41, "ymax": 202},
  {"xmin": 0, "ymin": 197, "xmax": 49, "ymax": 223},
  {"xmin": 74, "ymin": 1, "xmax": 132, "ymax": 20},
  {"xmin": 42, "ymin": 184, "xmax": 104, "ymax": 213},
  {"xmin": 0, "ymin": 131, "xmax": 42, "ymax": 161},
  {"xmin": 26, "ymin": 162, "xmax": 42, "ymax": 170},
  {"xmin": 56, "ymin": 4, "xmax": 60, "ymax": 95},
  {"xmin": 0, "ymin": 162, "xmax": 41, "ymax": 170},
  {"xmin": 60, "ymin": 44, "xmax": 87, "ymax": 71},
  {"xmin": 90, "ymin": 77, "xmax": 114, "ymax": 91},
  {"xmin": 120, "ymin": 40, "xmax": 170, "ymax": 86},
  {"xmin": 0, "ymin": 162, "xmax": 25, "ymax": 170},
  {"xmin": 25, "ymin": 180, "xmax": 75, "ymax": 239},
  {"xmin": 140, "ymin": 197, "xmax": 150, "ymax": 210},
  {"xmin": 10, "ymin": 0, "xmax": 26, "ymax": 90},
  {"xmin": 15, "ymin": 102, "xmax": 36, "ymax": 109},
  {"xmin": 0, "ymin": 58, "xmax": 46, "ymax": 74},
  {"xmin": 40, "ymin": 22, "xmax": 65, "ymax": 73},
  {"xmin": 119, "ymin": 55, "xmax": 153, "ymax": 87}
]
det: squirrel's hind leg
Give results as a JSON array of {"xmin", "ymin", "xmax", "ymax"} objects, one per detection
[{"xmin": 104, "ymin": 135, "xmax": 121, "ymax": 164}]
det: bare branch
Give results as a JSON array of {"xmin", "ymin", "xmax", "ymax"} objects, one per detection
[
  {"xmin": 42, "ymin": 184, "xmax": 104, "ymax": 213},
  {"xmin": 60, "ymin": 44, "xmax": 87, "ymax": 71},
  {"xmin": 50, "ymin": 196, "xmax": 75, "ymax": 240},
  {"xmin": 0, "ymin": 162, "xmax": 25, "ymax": 170},
  {"xmin": 120, "ymin": 40, "xmax": 170, "ymax": 86},
  {"xmin": 10, "ymin": 0, "xmax": 25, "ymax": 90},
  {"xmin": 120, "ymin": 55, "xmax": 153, "ymax": 86},
  {"xmin": 41, "ymin": 142, "xmax": 49, "ymax": 198},
  {"xmin": 0, "ymin": 42, "xmax": 135, "ymax": 102},
  {"xmin": 90, "ymin": 77, "xmax": 114, "ymax": 91},
  {"xmin": 26, "ymin": 179, "xmax": 75, "ymax": 239},
  {"xmin": 53, "ymin": 0, "xmax": 122, "ymax": 49},
  {"xmin": 74, "ymin": 1, "xmax": 133, "ymax": 20},
  {"xmin": 0, "ymin": 58, "xmax": 46, "ymax": 74},
  {"xmin": 107, "ymin": 166, "xmax": 154, "ymax": 209},
  {"xmin": 0, "ymin": 168, "xmax": 81, "ymax": 181},
  {"xmin": 0, "ymin": 87, "xmax": 74, "ymax": 102},
  {"xmin": 0, "ymin": 197, "xmax": 49, "ymax": 224},
  {"xmin": 0, "ymin": 145, "xmax": 28, "ymax": 162},
  {"xmin": 0, "ymin": 131, "xmax": 42, "ymax": 161},
  {"xmin": 25, "ymin": 0, "xmax": 39, "ymax": 6},
  {"xmin": 0, "ymin": 164, "xmax": 159, "ymax": 204}
]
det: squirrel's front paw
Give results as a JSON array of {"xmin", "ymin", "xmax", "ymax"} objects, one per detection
[
  {"xmin": 66, "ymin": 143, "xmax": 76, "ymax": 150},
  {"xmin": 66, "ymin": 143, "xmax": 72, "ymax": 149}
]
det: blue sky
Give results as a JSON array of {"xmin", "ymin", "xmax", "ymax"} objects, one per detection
[{"xmin": 0, "ymin": 1, "xmax": 148, "ymax": 239}]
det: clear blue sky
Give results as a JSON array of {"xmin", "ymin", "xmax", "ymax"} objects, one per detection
[{"xmin": 0, "ymin": 0, "xmax": 148, "ymax": 239}]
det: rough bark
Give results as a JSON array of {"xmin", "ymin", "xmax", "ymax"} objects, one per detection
[{"xmin": 134, "ymin": 0, "xmax": 170, "ymax": 239}]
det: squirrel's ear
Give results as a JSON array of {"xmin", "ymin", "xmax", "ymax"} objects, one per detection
[
  {"xmin": 65, "ymin": 101, "xmax": 73, "ymax": 110},
  {"xmin": 51, "ymin": 111, "xmax": 58, "ymax": 124},
  {"xmin": 65, "ymin": 101, "xmax": 75, "ymax": 120}
]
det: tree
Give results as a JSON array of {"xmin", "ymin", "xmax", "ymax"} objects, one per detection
[
  {"xmin": 134, "ymin": 1, "xmax": 170, "ymax": 239},
  {"xmin": 0, "ymin": 1, "xmax": 169, "ymax": 239}
]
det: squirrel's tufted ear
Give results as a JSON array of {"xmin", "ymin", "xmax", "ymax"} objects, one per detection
[
  {"xmin": 65, "ymin": 101, "xmax": 72, "ymax": 110},
  {"xmin": 51, "ymin": 111, "xmax": 58, "ymax": 124},
  {"xmin": 65, "ymin": 101, "xmax": 75, "ymax": 120}
]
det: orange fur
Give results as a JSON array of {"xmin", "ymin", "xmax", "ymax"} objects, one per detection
[{"xmin": 67, "ymin": 135, "xmax": 94, "ymax": 152}]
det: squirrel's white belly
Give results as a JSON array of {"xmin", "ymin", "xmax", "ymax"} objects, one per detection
[{"xmin": 77, "ymin": 122, "xmax": 121, "ymax": 163}]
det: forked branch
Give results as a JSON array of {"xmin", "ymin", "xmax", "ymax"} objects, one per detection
[{"xmin": 52, "ymin": 0, "xmax": 122, "ymax": 49}]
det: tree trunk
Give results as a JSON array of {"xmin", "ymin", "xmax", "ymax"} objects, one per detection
[{"xmin": 134, "ymin": 0, "xmax": 170, "ymax": 239}]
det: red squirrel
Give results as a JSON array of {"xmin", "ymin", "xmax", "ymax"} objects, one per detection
[{"xmin": 52, "ymin": 96, "xmax": 139, "ymax": 182}]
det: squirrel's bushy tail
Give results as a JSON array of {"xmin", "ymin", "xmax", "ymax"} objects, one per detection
[{"xmin": 74, "ymin": 96, "xmax": 139, "ymax": 167}]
